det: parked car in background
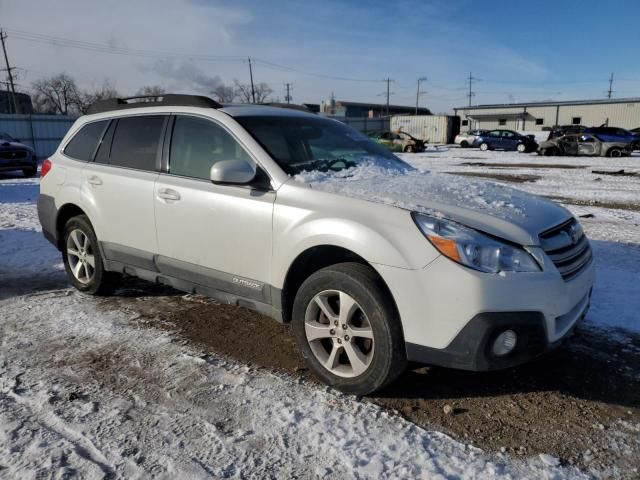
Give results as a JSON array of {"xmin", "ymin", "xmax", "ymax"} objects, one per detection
[
  {"xmin": 38, "ymin": 94, "xmax": 594, "ymax": 395},
  {"xmin": 454, "ymin": 129, "xmax": 488, "ymax": 148},
  {"xmin": 473, "ymin": 129, "xmax": 538, "ymax": 153},
  {"xmin": 546, "ymin": 125, "xmax": 586, "ymax": 140},
  {"xmin": 583, "ymin": 126, "xmax": 640, "ymax": 150},
  {"xmin": 370, "ymin": 130, "xmax": 426, "ymax": 153},
  {"xmin": 538, "ymin": 134, "xmax": 632, "ymax": 157},
  {"xmin": 0, "ymin": 132, "xmax": 37, "ymax": 177}
]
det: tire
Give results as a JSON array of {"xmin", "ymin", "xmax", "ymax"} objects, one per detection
[
  {"xmin": 291, "ymin": 262, "xmax": 407, "ymax": 395},
  {"xmin": 404, "ymin": 145, "xmax": 414, "ymax": 153},
  {"xmin": 62, "ymin": 215, "xmax": 120, "ymax": 295},
  {"xmin": 545, "ymin": 147, "xmax": 559, "ymax": 156},
  {"xmin": 608, "ymin": 148, "xmax": 622, "ymax": 158},
  {"xmin": 537, "ymin": 149, "xmax": 545, "ymax": 156},
  {"xmin": 516, "ymin": 143, "xmax": 527, "ymax": 153},
  {"xmin": 479, "ymin": 142, "xmax": 490, "ymax": 151},
  {"xmin": 460, "ymin": 141, "xmax": 469, "ymax": 148},
  {"xmin": 22, "ymin": 167, "xmax": 37, "ymax": 178}
]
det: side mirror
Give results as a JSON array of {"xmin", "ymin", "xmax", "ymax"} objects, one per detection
[{"xmin": 210, "ymin": 159, "xmax": 256, "ymax": 185}]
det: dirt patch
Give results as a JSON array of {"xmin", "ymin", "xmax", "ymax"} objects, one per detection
[
  {"xmin": 446, "ymin": 171, "xmax": 542, "ymax": 183},
  {"xmin": 94, "ymin": 278, "xmax": 640, "ymax": 476},
  {"xmin": 458, "ymin": 162, "xmax": 588, "ymax": 169}
]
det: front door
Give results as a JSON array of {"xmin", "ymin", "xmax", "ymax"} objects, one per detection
[
  {"xmin": 154, "ymin": 114, "xmax": 275, "ymax": 302},
  {"xmin": 560, "ymin": 136, "xmax": 578, "ymax": 155},
  {"xmin": 576, "ymin": 135, "xmax": 599, "ymax": 156}
]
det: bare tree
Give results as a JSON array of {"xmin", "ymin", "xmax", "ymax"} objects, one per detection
[
  {"xmin": 211, "ymin": 84, "xmax": 236, "ymax": 103},
  {"xmin": 136, "ymin": 85, "xmax": 166, "ymax": 101},
  {"xmin": 31, "ymin": 74, "xmax": 82, "ymax": 115},
  {"xmin": 233, "ymin": 79, "xmax": 273, "ymax": 103},
  {"xmin": 76, "ymin": 81, "xmax": 119, "ymax": 114}
]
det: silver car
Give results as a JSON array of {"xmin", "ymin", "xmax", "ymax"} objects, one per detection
[
  {"xmin": 538, "ymin": 134, "xmax": 633, "ymax": 157},
  {"xmin": 454, "ymin": 129, "xmax": 488, "ymax": 148}
]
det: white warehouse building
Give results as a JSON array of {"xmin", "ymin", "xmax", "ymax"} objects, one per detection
[{"xmin": 454, "ymin": 97, "xmax": 640, "ymax": 132}]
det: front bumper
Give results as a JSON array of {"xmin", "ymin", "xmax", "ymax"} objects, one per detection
[
  {"xmin": 374, "ymin": 252, "xmax": 595, "ymax": 370},
  {"xmin": 405, "ymin": 293, "xmax": 590, "ymax": 370}
]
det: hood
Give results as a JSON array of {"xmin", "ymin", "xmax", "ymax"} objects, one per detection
[{"xmin": 295, "ymin": 162, "xmax": 571, "ymax": 246}]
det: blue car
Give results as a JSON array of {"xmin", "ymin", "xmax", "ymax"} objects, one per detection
[
  {"xmin": 0, "ymin": 132, "xmax": 37, "ymax": 177},
  {"xmin": 583, "ymin": 127, "xmax": 640, "ymax": 150},
  {"xmin": 472, "ymin": 129, "xmax": 538, "ymax": 153}
]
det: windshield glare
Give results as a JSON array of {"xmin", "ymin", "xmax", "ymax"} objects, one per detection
[{"xmin": 235, "ymin": 115, "xmax": 410, "ymax": 175}]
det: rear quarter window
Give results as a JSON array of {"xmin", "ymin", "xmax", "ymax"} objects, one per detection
[{"xmin": 63, "ymin": 120, "xmax": 108, "ymax": 161}]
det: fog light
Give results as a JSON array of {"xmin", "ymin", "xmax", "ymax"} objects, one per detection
[{"xmin": 492, "ymin": 330, "xmax": 517, "ymax": 356}]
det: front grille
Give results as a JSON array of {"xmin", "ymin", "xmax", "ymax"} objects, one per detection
[
  {"xmin": 0, "ymin": 149, "xmax": 28, "ymax": 160},
  {"xmin": 539, "ymin": 218, "xmax": 592, "ymax": 281}
]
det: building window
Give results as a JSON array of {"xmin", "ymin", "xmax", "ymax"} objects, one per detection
[
  {"xmin": 461, "ymin": 119, "xmax": 468, "ymax": 126},
  {"xmin": 572, "ymin": 117, "xmax": 582, "ymax": 125},
  {"xmin": 498, "ymin": 118, "xmax": 507, "ymax": 126},
  {"xmin": 535, "ymin": 118, "xmax": 544, "ymax": 125}
]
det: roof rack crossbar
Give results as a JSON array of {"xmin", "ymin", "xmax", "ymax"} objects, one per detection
[{"xmin": 87, "ymin": 94, "xmax": 222, "ymax": 114}]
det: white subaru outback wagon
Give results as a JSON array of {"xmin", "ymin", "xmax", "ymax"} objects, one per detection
[{"xmin": 38, "ymin": 95, "xmax": 594, "ymax": 395}]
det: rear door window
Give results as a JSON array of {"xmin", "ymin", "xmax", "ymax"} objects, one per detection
[
  {"xmin": 169, "ymin": 115, "xmax": 252, "ymax": 180},
  {"xmin": 63, "ymin": 120, "xmax": 108, "ymax": 161},
  {"xmin": 109, "ymin": 115, "xmax": 165, "ymax": 171}
]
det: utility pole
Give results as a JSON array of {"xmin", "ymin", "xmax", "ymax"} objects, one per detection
[
  {"xmin": 607, "ymin": 72, "xmax": 614, "ymax": 99},
  {"xmin": 415, "ymin": 77, "xmax": 427, "ymax": 115},
  {"xmin": 0, "ymin": 29, "xmax": 19, "ymax": 114},
  {"xmin": 467, "ymin": 72, "xmax": 475, "ymax": 107},
  {"xmin": 247, "ymin": 57, "xmax": 256, "ymax": 103},
  {"xmin": 284, "ymin": 83, "xmax": 292, "ymax": 104},
  {"xmin": 385, "ymin": 78, "xmax": 392, "ymax": 116}
]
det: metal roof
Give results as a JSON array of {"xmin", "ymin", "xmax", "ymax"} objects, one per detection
[{"xmin": 454, "ymin": 97, "xmax": 640, "ymax": 110}]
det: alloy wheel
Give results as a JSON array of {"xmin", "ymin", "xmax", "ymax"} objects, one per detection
[
  {"xmin": 66, "ymin": 229, "xmax": 96, "ymax": 284},
  {"xmin": 304, "ymin": 289, "xmax": 374, "ymax": 378}
]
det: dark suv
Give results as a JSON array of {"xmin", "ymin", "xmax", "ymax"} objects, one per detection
[
  {"xmin": 546, "ymin": 125, "xmax": 587, "ymax": 141},
  {"xmin": 0, "ymin": 132, "xmax": 37, "ymax": 177}
]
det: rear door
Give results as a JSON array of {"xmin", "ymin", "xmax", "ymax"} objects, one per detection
[
  {"xmin": 500, "ymin": 130, "xmax": 518, "ymax": 150},
  {"xmin": 83, "ymin": 115, "xmax": 167, "ymax": 268},
  {"xmin": 154, "ymin": 114, "xmax": 275, "ymax": 301}
]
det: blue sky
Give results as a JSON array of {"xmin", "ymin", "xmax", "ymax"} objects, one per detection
[{"xmin": 3, "ymin": 0, "xmax": 640, "ymax": 112}]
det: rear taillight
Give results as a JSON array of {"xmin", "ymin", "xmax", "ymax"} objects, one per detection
[{"xmin": 40, "ymin": 159, "xmax": 52, "ymax": 178}]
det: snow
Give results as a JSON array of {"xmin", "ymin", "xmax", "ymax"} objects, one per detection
[{"xmin": 1, "ymin": 147, "xmax": 639, "ymax": 478}]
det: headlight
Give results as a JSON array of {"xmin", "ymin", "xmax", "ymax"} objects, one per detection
[{"xmin": 412, "ymin": 213, "xmax": 541, "ymax": 273}]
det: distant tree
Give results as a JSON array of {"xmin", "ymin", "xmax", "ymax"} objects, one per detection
[
  {"xmin": 136, "ymin": 85, "xmax": 166, "ymax": 101},
  {"xmin": 233, "ymin": 79, "xmax": 273, "ymax": 104},
  {"xmin": 212, "ymin": 84, "xmax": 236, "ymax": 103},
  {"xmin": 77, "ymin": 81, "xmax": 119, "ymax": 114},
  {"xmin": 31, "ymin": 74, "xmax": 82, "ymax": 115}
]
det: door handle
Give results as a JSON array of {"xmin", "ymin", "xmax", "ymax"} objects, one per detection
[
  {"xmin": 87, "ymin": 175, "xmax": 102, "ymax": 186},
  {"xmin": 157, "ymin": 188, "xmax": 181, "ymax": 201}
]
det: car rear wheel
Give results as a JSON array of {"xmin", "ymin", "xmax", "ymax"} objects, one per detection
[
  {"xmin": 608, "ymin": 148, "xmax": 622, "ymax": 158},
  {"xmin": 516, "ymin": 143, "xmax": 527, "ymax": 153},
  {"xmin": 62, "ymin": 215, "xmax": 120, "ymax": 295},
  {"xmin": 404, "ymin": 145, "xmax": 414, "ymax": 153},
  {"xmin": 479, "ymin": 142, "xmax": 490, "ymax": 151},
  {"xmin": 460, "ymin": 141, "xmax": 469, "ymax": 148},
  {"xmin": 292, "ymin": 262, "xmax": 407, "ymax": 395}
]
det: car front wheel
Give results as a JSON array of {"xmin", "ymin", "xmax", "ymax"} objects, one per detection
[
  {"xmin": 607, "ymin": 148, "xmax": 622, "ymax": 158},
  {"xmin": 516, "ymin": 143, "xmax": 527, "ymax": 153},
  {"xmin": 479, "ymin": 142, "xmax": 490, "ymax": 151},
  {"xmin": 292, "ymin": 262, "xmax": 407, "ymax": 395}
]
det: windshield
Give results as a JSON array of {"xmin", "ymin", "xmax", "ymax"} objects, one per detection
[
  {"xmin": 0, "ymin": 132, "xmax": 16, "ymax": 141},
  {"xmin": 234, "ymin": 115, "xmax": 410, "ymax": 175}
]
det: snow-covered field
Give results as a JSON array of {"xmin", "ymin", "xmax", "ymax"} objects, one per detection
[{"xmin": 1, "ymin": 147, "xmax": 639, "ymax": 478}]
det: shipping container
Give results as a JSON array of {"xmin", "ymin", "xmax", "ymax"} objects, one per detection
[{"xmin": 390, "ymin": 115, "xmax": 459, "ymax": 144}]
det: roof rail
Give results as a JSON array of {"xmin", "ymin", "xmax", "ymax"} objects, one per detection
[{"xmin": 87, "ymin": 94, "xmax": 222, "ymax": 115}]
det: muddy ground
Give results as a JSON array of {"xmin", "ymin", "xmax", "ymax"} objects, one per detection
[{"xmin": 88, "ymin": 277, "xmax": 640, "ymax": 477}]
